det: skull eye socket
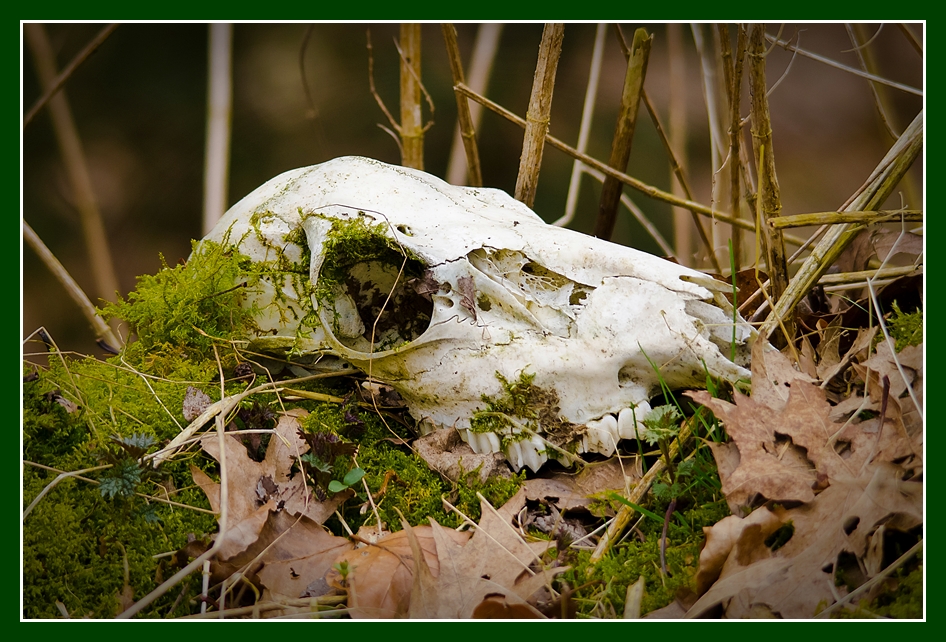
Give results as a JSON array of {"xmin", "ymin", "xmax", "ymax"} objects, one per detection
[
  {"xmin": 317, "ymin": 219, "xmax": 433, "ymax": 353},
  {"xmin": 338, "ymin": 259, "xmax": 433, "ymax": 351}
]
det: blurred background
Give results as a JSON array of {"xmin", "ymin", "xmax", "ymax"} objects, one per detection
[{"xmin": 22, "ymin": 22, "xmax": 923, "ymax": 357}]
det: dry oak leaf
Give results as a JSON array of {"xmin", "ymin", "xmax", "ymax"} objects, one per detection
[
  {"xmin": 325, "ymin": 524, "xmax": 472, "ymax": 618},
  {"xmin": 413, "ymin": 427, "xmax": 511, "ymax": 484},
  {"xmin": 405, "ymin": 493, "xmax": 564, "ymax": 619},
  {"xmin": 686, "ymin": 461, "xmax": 921, "ymax": 619},
  {"xmin": 252, "ymin": 510, "xmax": 354, "ymax": 600},
  {"xmin": 689, "ymin": 365, "xmax": 896, "ymax": 511},
  {"xmin": 197, "ymin": 409, "xmax": 347, "ymax": 529},
  {"xmin": 187, "ymin": 409, "xmax": 350, "ymax": 579}
]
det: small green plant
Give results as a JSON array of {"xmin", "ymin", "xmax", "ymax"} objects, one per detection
[
  {"xmin": 640, "ymin": 405, "xmax": 683, "ymax": 486},
  {"xmin": 97, "ymin": 434, "xmax": 158, "ymax": 501},
  {"xmin": 328, "ymin": 467, "xmax": 367, "ymax": 494}
]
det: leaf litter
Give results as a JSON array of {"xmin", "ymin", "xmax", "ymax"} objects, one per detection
[{"xmin": 163, "ymin": 283, "xmax": 922, "ymax": 620}]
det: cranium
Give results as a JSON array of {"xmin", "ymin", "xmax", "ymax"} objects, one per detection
[{"xmin": 202, "ymin": 156, "xmax": 753, "ymax": 472}]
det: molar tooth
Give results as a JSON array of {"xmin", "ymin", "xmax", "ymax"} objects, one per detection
[
  {"xmin": 505, "ymin": 440, "xmax": 523, "ymax": 471},
  {"xmin": 619, "ymin": 402, "xmax": 651, "ymax": 440},
  {"xmin": 466, "ymin": 431, "xmax": 484, "ymax": 454},
  {"xmin": 585, "ymin": 415, "xmax": 618, "ymax": 456},
  {"xmin": 484, "ymin": 431, "xmax": 502, "ymax": 453},
  {"xmin": 523, "ymin": 436, "xmax": 548, "ymax": 472}
]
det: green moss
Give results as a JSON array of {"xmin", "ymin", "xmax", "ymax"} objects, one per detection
[
  {"xmin": 886, "ymin": 301, "xmax": 923, "ymax": 351},
  {"xmin": 23, "ymin": 355, "xmax": 218, "ymax": 618},
  {"xmin": 554, "ymin": 492, "xmax": 729, "ymax": 618},
  {"xmin": 100, "ymin": 240, "xmax": 262, "ymax": 360},
  {"xmin": 470, "ymin": 371, "xmax": 577, "ymax": 452}
]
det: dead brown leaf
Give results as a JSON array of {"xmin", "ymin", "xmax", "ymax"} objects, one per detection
[
  {"xmin": 185, "ymin": 409, "xmax": 354, "ymax": 587},
  {"xmin": 196, "ymin": 409, "xmax": 346, "ymax": 529},
  {"xmin": 405, "ymin": 495, "xmax": 563, "ymax": 619},
  {"xmin": 413, "ymin": 428, "xmax": 512, "ymax": 484},
  {"xmin": 324, "ymin": 524, "xmax": 471, "ymax": 618},
  {"xmin": 686, "ymin": 462, "xmax": 921, "ymax": 618},
  {"xmin": 254, "ymin": 511, "xmax": 354, "ymax": 600}
]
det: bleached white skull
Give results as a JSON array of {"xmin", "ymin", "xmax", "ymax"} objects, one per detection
[{"xmin": 202, "ymin": 156, "xmax": 753, "ymax": 472}]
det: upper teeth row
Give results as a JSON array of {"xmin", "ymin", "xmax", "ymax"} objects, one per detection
[{"xmin": 455, "ymin": 400, "xmax": 653, "ymax": 473}]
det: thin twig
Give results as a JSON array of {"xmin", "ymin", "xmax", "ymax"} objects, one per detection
[
  {"xmin": 515, "ymin": 23, "xmax": 565, "ymax": 208},
  {"xmin": 442, "ymin": 23, "xmax": 483, "ymax": 186},
  {"xmin": 454, "ymin": 82, "xmax": 807, "ymax": 249},
  {"xmin": 553, "ymin": 22, "xmax": 605, "ymax": 228},
  {"xmin": 365, "ymin": 29, "xmax": 400, "ymax": 134},
  {"xmin": 23, "ymin": 23, "xmax": 119, "ymax": 128},
  {"xmin": 594, "ymin": 27, "xmax": 652, "ymax": 241},
  {"xmin": 764, "ymin": 32, "xmax": 922, "ymax": 96},
  {"xmin": 23, "ymin": 220, "xmax": 123, "ymax": 350}
]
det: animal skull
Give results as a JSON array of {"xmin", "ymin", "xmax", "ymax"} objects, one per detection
[{"xmin": 202, "ymin": 156, "xmax": 753, "ymax": 472}]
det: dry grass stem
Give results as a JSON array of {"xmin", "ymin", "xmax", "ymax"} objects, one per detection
[
  {"xmin": 594, "ymin": 27, "xmax": 652, "ymax": 241},
  {"xmin": 441, "ymin": 24, "xmax": 483, "ymax": 186},
  {"xmin": 724, "ymin": 24, "xmax": 748, "ymax": 271},
  {"xmin": 770, "ymin": 209, "xmax": 922, "ymax": 229},
  {"xmin": 514, "ymin": 23, "xmax": 564, "ymax": 208},
  {"xmin": 23, "ymin": 23, "xmax": 119, "ymax": 128},
  {"xmin": 759, "ymin": 110, "xmax": 922, "ymax": 340},
  {"xmin": 748, "ymin": 25, "xmax": 790, "ymax": 322},
  {"xmin": 25, "ymin": 23, "xmax": 122, "ymax": 315},
  {"xmin": 818, "ymin": 265, "xmax": 919, "ymax": 286},
  {"xmin": 765, "ymin": 32, "xmax": 921, "ymax": 96},
  {"xmin": 23, "ymin": 221, "xmax": 123, "ymax": 349},
  {"xmin": 445, "ymin": 24, "xmax": 502, "ymax": 186},
  {"xmin": 589, "ymin": 415, "xmax": 695, "ymax": 563},
  {"xmin": 454, "ymin": 82, "xmax": 805, "ymax": 251},
  {"xmin": 399, "ymin": 24, "xmax": 424, "ymax": 170}
]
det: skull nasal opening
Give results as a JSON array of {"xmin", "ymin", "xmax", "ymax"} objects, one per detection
[{"xmin": 317, "ymin": 218, "xmax": 433, "ymax": 353}]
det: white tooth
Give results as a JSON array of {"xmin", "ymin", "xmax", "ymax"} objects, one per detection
[
  {"xmin": 467, "ymin": 431, "xmax": 484, "ymax": 454},
  {"xmin": 419, "ymin": 418, "xmax": 437, "ymax": 436},
  {"xmin": 506, "ymin": 440, "xmax": 523, "ymax": 471},
  {"xmin": 618, "ymin": 408, "xmax": 638, "ymax": 440},
  {"xmin": 458, "ymin": 428, "xmax": 470, "ymax": 444},
  {"xmin": 581, "ymin": 434, "xmax": 589, "ymax": 453},
  {"xmin": 523, "ymin": 437, "xmax": 548, "ymax": 472},
  {"xmin": 586, "ymin": 415, "xmax": 618, "ymax": 456},
  {"xmin": 484, "ymin": 431, "xmax": 502, "ymax": 453}
]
